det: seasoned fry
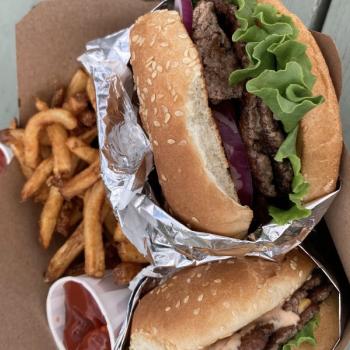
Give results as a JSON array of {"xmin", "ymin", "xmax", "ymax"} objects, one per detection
[
  {"xmin": 83, "ymin": 180, "xmax": 106, "ymax": 277},
  {"xmin": 67, "ymin": 92, "xmax": 89, "ymax": 115},
  {"xmin": 39, "ymin": 186, "xmax": 64, "ymax": 249},
  {"xmin": 79, "ymin": 127, "xmax": 97, "ymax": 144},
  {"xmin": 117, "ymin": 241, "xmax": 148, "ymax": 264},
  {"xmin": 66, "ymin": 69, "xmax": 88, "ymax": 99},
  {"xmin": 51, "ymin": 87, "xmax": 65, "ymax": 108},
  {"xmin": 104, "ymin": 208, "xmax": 117, "ymax": 237},
  {"xmin": 45, "ymin": 222, "xmax": 84, "ymax": 283},
  {"xmin": 21, "ymin": 157, "xmax": 54, "ymax": 200},
  {"xmin": 35, "ymin": 97, "xmax": 49, "ymax": 112},
  {"xmin": 66, "ymin": 137, "xmax": 98, "ymax": 164},
  {"xmin": 86, "ymin": 76, "xmax": 97, "ymax": 111},
  {"xmin": 113, "ymin": 262, "xmax": 144, "ymax": 286},
  {"xmin": 114, "ymin": 223, "xmax": 129, "ymax": 243},
  {"xmin": 24, "ymin": 109, "xmax": 77, "ymax": 168},
  {"xmin": 79, "ymin": 109, "xmax": 96, "ymax": 127},
  {"xmin": 60, "ymin": 159, "xmax": 100, "ymax": 199},
  {"xmin": 47, "ymin": 123, "xmax": 72, "ymax": 177},
  {"xmin": 56, "ymin": 199, "xmax": 83, "ymax": 236},
  {"xmin": 8, "ymin": 141, "xmax": 33, "ymax": 179},
  {"xmin": 34, "ymin": 185, "xmax": 50, "ymax": 204}
]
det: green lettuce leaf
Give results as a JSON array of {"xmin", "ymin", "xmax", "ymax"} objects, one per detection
[
  {"xmin": 282, "ymin": 315, "xmax": 320, "ymax": 350},
  {"xmin": 229, "ymin": 0, "xmax": 324, "ymax": 224},
  {"xmin": 269, "ymin": 127, "xmax": 311, "ymax": 224}
]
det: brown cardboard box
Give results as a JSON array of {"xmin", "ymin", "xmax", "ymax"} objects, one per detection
[{"xmin": 0, "ymin": 0, "xmax": 348, "ymax": 349}]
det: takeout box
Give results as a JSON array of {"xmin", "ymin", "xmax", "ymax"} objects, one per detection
[{"xmin": 0, "ymin": 0, "xmax": 349, "ymax": 348}]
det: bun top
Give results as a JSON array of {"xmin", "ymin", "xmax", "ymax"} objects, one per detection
[{"xmin": 130, "ymin": 250, "xmax": 315, "ymax": 350}]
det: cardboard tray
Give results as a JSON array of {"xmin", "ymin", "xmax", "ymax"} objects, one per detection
[{"xmin": 0, "ymin": 0, "xmax": 349, "ymax": 348}]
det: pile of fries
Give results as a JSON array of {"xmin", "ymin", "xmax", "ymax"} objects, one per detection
[{"xmin": 0, "ymin": 69, "xmax": 147, "ymax": 285}]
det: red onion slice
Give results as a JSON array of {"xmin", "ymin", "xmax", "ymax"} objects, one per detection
[
  {"xmin": 213, "ymin": 103, "xmax": 253, "ymax": 206},
  {"xmin": 174, "ymin": 0, "xmax": 193, "ymax": 34}
]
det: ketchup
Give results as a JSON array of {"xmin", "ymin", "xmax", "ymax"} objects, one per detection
[{"xmin": 63, "ymin": 281, "xmax": 111, "ymax": 350}]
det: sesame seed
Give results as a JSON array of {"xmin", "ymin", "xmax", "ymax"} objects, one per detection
[
  {"xmin": 184, "ymin": 48, "xmax": 189, "ymax": 57},
  {"xmin": 132, "ymin": 34, "xmax": 139, "ymax": 42},
  {"xmin": 290, "ymin": 261, "xmax": 297, "ymax": 270},
  {"xmin": 151, "ymin": 71, "xmax": 157, "ymax": 79},
  {"xmin": 193, "ymin": 308, "xmax": 200, "ymax": 316},
  {"xmin": 175, "ymin": 110, "xmax": 184, "ymax": 117},
  {"xmin": 183, "ymin": 296, "xmax": 189, "ymax": 304},
  {"xmin": 299, "ymin": 270, "xmax": 303, "ymax": 278},
  {"xmin": 143, "ymin": 87, "xmax": 148, "ymax": 94},
  {"xmin": 156, "ymin": 289, "xmax": 160, "ymax": 294},
  {"xmin": 165, "ymin": 114, "xmax": 171, "ymax": 124},
  {"xmin": 223, "ymin": 302, "xmax": 230, "ymax": 309},
  {"xmin": 202, "ymin": 282, "xmax": 209, "ymax": 287},
  {"xmin": 197, "ymin": 294, "xmax": 204, "ymax": 302},
  {"xmin": 189, "ymin": 48, "xmax": 197, "ymax": 59},
  {"xmin": 154, "ymin": 107, "xmax": 158, "ymax": 115},
  {"xmin": 151, "ymin": 94, "xmax": 156, "ymax": 102},
  {"xmin": 146, "ymin": 56, "xmax": 154, "ymax": 63},
  {"xmin": 166, "ymin": 61, "xmax": 171, "ymax": 70},
  {"xmin": 165, "ymin": 306, "xmax": 171, "ymax": 312},
  {"xmin": 147, "ymin": 79, "xmax": 152, "ymax": 86},
  {"xmin": 205, "ymin": 265, "xmax": 211, "ymax": 271},
  {"xmin": 173, "ymin": 95, "xmax": 178, "ymax": 102},
  {"xmin": 167, "ymin": 139, "xmax": 175, "ymax": 144},
  {"xmin": 214, "ymin": 279, "xmax": 222, "ymax": 284},
  {"xmin": 175, "ymin": 300, "xmax": 180, "ymax": 308},
  {"xmin": 183, "ymin": 57, "xmax": 192, "ymax": 64},
  {"xmin": 160, "ymin": 42, "xmax": 169, "ymax": 47},
  {"xmin": 192, "ymin": 217, "xmax": 199, "ymax": 223},
  {"xmin": 151, "ymin": 61, "xmax": 156, "ymax": 70},
  {"xmin": 158, "ymin": 94, "xmax": 164, "ymax": 99},
  {"xmin": 153, "ymin": 140, "xmax": 159, "ymax": 146},
  {"xmin": 178, "ymin": 33, "xmax": 187, "ymax": 39},
  {"xmin": 188, "ymin": 60, "xmax": 196, "ymax": 67},
  {"xmin": 157, "ymin": 65, "xmax": 163, "ymax": 72},
  {"xmin": 167, "ymin": 18, "xmax": 176, "ymax": 24},
  {"xmin": 197, "ymin": 273, "xmax": 202, "ymax": 278},
  {"xmin": 150, "ymin": 36, "xmax": 156, "ymax": 47},
  {"xmin": 178, "ymin": 140, "xmax": 187, "ymax": 146},
  {"xmin": 211, "ymin": 289, "xmax": 217, "ymax": 296},
  {"xmin": 162, "ymin": 105, "xmax": 169, "ymax": 113},
  {"xmin": 227, "ymin": 260, "xmax": 235, "ymax": 264},
  {"xmin": 187, "ymin": 278, "xmax": 191, "ymax": 284},
  {"xmin": 153, "ymin": 121, "xmax": 160, "ymax": 127},
  {"xmin": 172, "ymin": 275, "xmax": 178, "ymax": 280},
  {"xmin": 161, "ymin": 174, "xmax": 167, "ymax": 181}
]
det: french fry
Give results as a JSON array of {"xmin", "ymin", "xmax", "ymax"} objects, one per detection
[
  {"xmin": 60, "ymin": 159, "xmax": 100, "ymax": 199},
  {"xmin": 66, "ymin": 69, "xmax": 88, "ymax": 99},
  {"xmin": 35, "ymin": 97, "xmax": 49, "ymax": 112},
  {"xmin": 21, "ymin": 157, "xmax": 54, "ymax": 200},
  {"xmin": 66, "ymin": 137, "xmax": 98, "ymax": 164},
  {"xmin": 47, "ymin": 123, "xmax": 72, "ymax": 177},
  {"xmin": 51, "ymin": 87, "xmax": 65, "ymax": 108},
  {"xmin": 24, "ymin": 109, "xmax": 77, "ymax": 168},
  {"xmin": 113, "ymin": 262, "xmax": 144, "ymax": 286},
  {"xmin": 79, "ymin": 127, "xmax": 97, "ymax": 144},
  {"xmin": 39, "ymin": 186, "xmax": 64, "ymax": 249},
  {"xmin": 86, "ymin": 76, "xmax": 97, "ymax": 111},
  {"xmin": 114, "ymin": 223, "xmax": 129, "ymax": 243},
  {"xmin": 34, "ymin": 185, "xmax": 50, "ymax": 204},
  {"xmin": 7, "ymin": 141, "xmax": 33, "ymax": 179},
  {"xmin": 104, "ymin": 208, "xmax": 117, "ymax": 237},
  {"xmin": 56, "ymin": 199, "xmax": 83, "ymax": 236},
  {"xmin": 66, "ymin": 92, "xmax": 89, "ymax": 115},
  {"xmin": 117, "ymin": 241, "xmax": 148, "ymax": 264},
  {"xmin": 45, "ymin": 222, "xmax": 84, "ymax": 283},
  {"xmin": 79, "ymin": 109, "xmax": 96, "ymax": 127},
  {"xmin": 83, "ymin": 180, "xmax": 106, "ymax": 277}
]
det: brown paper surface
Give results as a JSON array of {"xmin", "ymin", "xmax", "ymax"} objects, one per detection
[
  {"xmin": 0, "ymin": 0, "xmax": 348, "ymax": 348},
  {"xmin": 1, "ymin": 0, "xmax": 157, "ymax": 349}
]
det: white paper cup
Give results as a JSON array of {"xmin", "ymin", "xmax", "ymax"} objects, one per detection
[{"xmin": 47, "ymin": 273, "xmax": 131, "ymax": 350}]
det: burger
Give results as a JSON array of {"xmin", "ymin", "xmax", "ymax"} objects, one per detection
[
  {"xmin": 130, "ymin": 250, "xmax": 339, "ymax": 350},
  {"xmin": 129, "ymin": 0, "xmax": 343, "ymax": 238}
]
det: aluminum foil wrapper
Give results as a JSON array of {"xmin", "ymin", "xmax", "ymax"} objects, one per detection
[
  {"xmin": 79, "ymin": 12, "xmax": 339, "ymax": 266},
  {"xmin": 114, "ymin": 246, "xmax": 343, "ymax": 349}
]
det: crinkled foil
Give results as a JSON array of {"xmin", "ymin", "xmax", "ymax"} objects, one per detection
[{"xmin": 78, "ymin": 2, "xmax": 343, "ymax": 349}]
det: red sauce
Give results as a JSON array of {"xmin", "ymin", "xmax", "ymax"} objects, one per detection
[{"xmin": 63, "ymin": 281, "xmax": 111, "ymax": 350}]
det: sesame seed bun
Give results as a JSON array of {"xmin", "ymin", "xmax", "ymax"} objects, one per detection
[
  {"xmin": 130, "ymin": 0, "xmax": 342, "ymax": 237},
  {"xmin": 130, "ymin": 250, "xmax": 334, "ymax": 350}
]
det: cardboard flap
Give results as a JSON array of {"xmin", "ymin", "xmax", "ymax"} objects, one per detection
[
  {"xmin": 16, "ymin": 0, "xmax": 159, "ymax": 125},
  {"xmin": 311, "ymin": 31, "xmax": 342, "ymax": 100}
]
